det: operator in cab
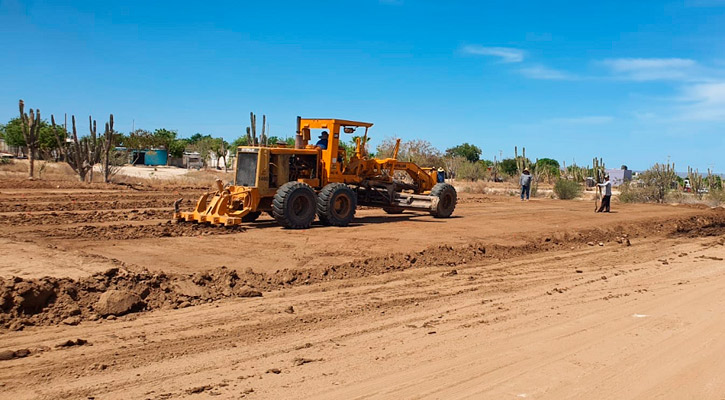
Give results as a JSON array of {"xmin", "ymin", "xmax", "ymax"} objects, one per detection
[{"xmin": 315, "ymin": 131, "xmax": 329, "ymax": 150}]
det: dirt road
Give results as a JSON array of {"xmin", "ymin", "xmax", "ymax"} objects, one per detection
[
  {"xmin": 1, "ymin": 229, "xmax": 724, "ymax": 399},
  {"xmin": 1, "ymin": 183, "xmax": 725, "ymax": 399}
]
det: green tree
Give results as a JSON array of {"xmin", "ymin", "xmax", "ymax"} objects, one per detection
[
  {"xmin": 2, "ymin": 117, "xmax": 61, "ymax": 158},
  {"xmin": 500, "ymin": 157, "xmax": 532, "ymax": 176},
  {"xmin": 445, "ymin": 143, "xmax": 481, "ymax": 163},
  {"xmin": 499, "ymin": 158, "xmax": 518, "ymax": 176},
  {"xmin": 188, "ymin": 133, "xmax": 212, "ymax": 144},
  {"xmin": 123, "ymin": 129, "xmax": 155, "ymax": 150},
  {"xmin": 535, "ymin": 158, "xmax": 561, "ymax": 181},
  {"xmin": 167, "ymin": 139, "xmax": 187, "ymax": 158},
  {"xmin": 152, "ymin": 128, "xmax": 177, "ymax": 148},
  {"xmin": 188, "ymin": 136, "xmax": 219, "ymax": 167}
]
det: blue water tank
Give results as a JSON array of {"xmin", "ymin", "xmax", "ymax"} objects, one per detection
[{"xmin": 143, "ymin": 149, "xmax": 168, "ymax": 166}]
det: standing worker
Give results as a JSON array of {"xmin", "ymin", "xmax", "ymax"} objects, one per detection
[
  {"xmin": 597, "ymin": 174, "xmax": 612, "ymax": 212},
  {"xmin": 437, "ymin": 167, "xmax": 446, "ymax": 183},
  {"xmin": 520, "ymin": 168, "xmax": 532, "ymax": 201}
]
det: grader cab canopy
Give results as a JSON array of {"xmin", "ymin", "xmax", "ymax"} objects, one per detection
[{"xmin": 175, "ymin": 116, "xmax": 457, "ymax": 228}]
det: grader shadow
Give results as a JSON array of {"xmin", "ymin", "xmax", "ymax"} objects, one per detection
[{"xmin": 242, "ymin": 212, "xmax": 458, "ymax": 230}]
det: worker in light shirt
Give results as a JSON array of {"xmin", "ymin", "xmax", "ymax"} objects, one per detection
[{"xmin": 597, "ymin": 175, "xmax": 612, "ymax": 213}]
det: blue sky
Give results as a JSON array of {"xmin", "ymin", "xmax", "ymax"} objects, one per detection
[{"xmin": 1, "ymin": 0, "xmax": 724, "ymax": 170}]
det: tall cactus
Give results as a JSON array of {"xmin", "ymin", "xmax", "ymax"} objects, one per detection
[
  {"xmin": 103, "ymin": 115, "xmax": 114, "ymax": 183},
  {"xmin": 51, "ymin": 113, "xmax": 109, "ymax": 182},
  {"xmin": 592, "ymin": 157, "xmax": 605, "ymax": 184},
  {"xmin": 514, "ymin": 146, "xmax": 529, "ymax": 175},
  {"xmin": 18, "ymin": 100, "xmax": 41, "ymax": 179},
  {"xmin": 688, "ymin": 166, "xmax": 704, "ymax": 198},
  {"xmin": 246, "ymin": 112, "xmax": 268, "ymax": 146}
]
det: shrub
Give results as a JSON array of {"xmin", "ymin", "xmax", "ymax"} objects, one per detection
[
  {"xmin": 553, "ymin": 179, "xmax": 582, "ymax": 200},
  {"xmin": 456, "ymin": 160, "xmax": 488, "ymax": 181},
  {"xmin": 708, "ymin": 189, "xmax": 725, "ymax": 206},
  {"xmin": 619, "ymin": 183, "xmax": 656, "ymax": 203},
  {"xmin": 0, "ymin": 157, "xmax": 12, "ymax": 165}
]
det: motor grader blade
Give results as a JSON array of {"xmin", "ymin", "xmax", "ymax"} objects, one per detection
[{"xmin": 174, "ymin": 190, "xmax": 248, "ymax": 226}]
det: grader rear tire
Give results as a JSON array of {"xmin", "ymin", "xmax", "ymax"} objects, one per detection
[
  {"xmin": 272, "ymin": 182, "xmax": 317, "ymax": 229},
  {"xmin": 430, "ymin": 183, "xmax": 457, "ymax": 218},
  {"xmin": 317, "ymin": 183, "xmax": 357, "ymax": 226}
]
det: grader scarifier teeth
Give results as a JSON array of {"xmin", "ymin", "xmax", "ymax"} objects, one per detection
[{"xmin": 175, "ymin": 191, "xmax": 246, "ymax": 226}]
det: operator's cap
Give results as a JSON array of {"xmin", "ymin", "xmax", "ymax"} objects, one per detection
[{"xmin": 319, "ymin": 131, "xmax": 329, "ymax": 139}]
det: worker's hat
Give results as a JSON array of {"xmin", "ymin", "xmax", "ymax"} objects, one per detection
[
  {"xmin": 318, "ymin": 131, "xmax": 329, "ymax": 139},
  {"xmin": 523, "ymin": 168, "xmax": 529, "ymax": 173},
  {"xmin": 437, "ymin": 167, "xmax": 444, "ymax": 172}
]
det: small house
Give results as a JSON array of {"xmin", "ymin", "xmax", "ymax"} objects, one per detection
[{"xmin": 131, "ymin": 149, "xmax": 168, "ymax": 166}]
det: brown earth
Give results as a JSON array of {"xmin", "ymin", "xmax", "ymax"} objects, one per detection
[{"xmin": 1, "ymin": 183, "xmax": 725, "ymax": 399}]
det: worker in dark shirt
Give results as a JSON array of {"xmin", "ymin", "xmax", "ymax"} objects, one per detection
[
  {"xmin": 437, "ymin": 167, "xmax": 446, "ymax": 183},
  {"xmin": 315, "ymin": 131, "xmax": 329, "ymax": 150}
]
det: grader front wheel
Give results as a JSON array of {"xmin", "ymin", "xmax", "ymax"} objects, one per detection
[
  {"xmin": 317, "ymin": 183, "xmax": 357, "ymax": 226},
  {"xmin": 430, "ymin": 183, "xmax": 457, "ymax": 218},
  {"xmin": 272, "ymin": 182, "xmax": 317, "ymax": 229}
]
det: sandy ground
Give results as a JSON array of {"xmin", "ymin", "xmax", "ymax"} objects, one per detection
[
  {"xmin": 114, "ymin": 165, "xmax": 194, "ymax": 180},
  {"xmin": 1, "ymin": 181, "xmax": 725, "ymax": 399}
]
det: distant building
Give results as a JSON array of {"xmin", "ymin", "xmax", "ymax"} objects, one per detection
[
  {"xmin": 605, "ymin": 167, "xmax": 633, "ymax": 186},
  {"xmin": 130, "ymin": 149, "xmax": 168, "ymax": 166},
  {"xmin": 183, "ymin": 152, "xmax": 204, "ymax": 169}
]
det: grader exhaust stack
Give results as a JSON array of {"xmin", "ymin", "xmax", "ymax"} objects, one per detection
[{"xmin": 175, "ymin": 117, "xmax": 456, "ymax": 229}]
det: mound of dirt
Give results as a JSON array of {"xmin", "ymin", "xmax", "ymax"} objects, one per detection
[
  {"xmin": 0, "ymin": 267, "xmax": 261, "ymax": 329},
  {"xmin": 0, "ymin": 209, "xmax": 171, "ymax": 226},
  {"xmin": 14, "ymin": 221, "xmax": 246, "ymax": 241}
]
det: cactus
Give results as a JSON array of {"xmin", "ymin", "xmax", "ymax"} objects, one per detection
[
  {"xmin": 688, "ymin": 166, "xmax": 705, "ymax": 198},
  {"xmin": 514, "ymin": 146, "xmax": 529, "ymax": 175},
  {"xmin": 246, "ymin": 112, "xmax": 269, "ymax": 146},
  {"xmin": 592, "ymin": 158, "xmax": 605, "ymax": 184},
  {"xmin": 51, "ymin": 113, "xmax": 110, "ymax": 182},
  {"xmin": 250, "ymin": 112, "xmax": 257, "ymax": 145},
  {"xmin": 103, "ymin": 115, "xmax": 114, "ymax": 183},
  {"xmin": 18, "ymin": 100, "xmax": 41, "ymax": 179}
]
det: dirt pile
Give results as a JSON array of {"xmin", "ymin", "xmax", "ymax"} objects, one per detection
[
  {"xmin": 8, "ymin": 221, "xmax": 246, "ymax": 241},
  {"xmin": 0, "ymin": 198, "xmax": 192, "ymax": 213},
  {"xmin": 0, "ymin": 209, "xmax": 171, "ymax": 226},
  {"xmin": 672, "ymin": 215, "xmax": 725, "ymax": 237},
  {"xmin": 0, "ymin": 267, "xmax": 261, "ymax": 330}
]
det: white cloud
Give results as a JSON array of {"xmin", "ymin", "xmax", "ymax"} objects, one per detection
[
  {"xmin": 678, "ymin": 82, "xmax": 725, "ymax": 120},
  {"xmin": 601, "ymin": 58, "xmax": 698, "ymax": 81},
  {"xmin": 519, "ymin": 65, "xmax": 575, "ymax": 80},
  {"xmin": 461, "ymin": 45, "xmax": 525, "ymax": 63}
]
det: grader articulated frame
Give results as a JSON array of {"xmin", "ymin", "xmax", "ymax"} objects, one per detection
[{"xmin": 175, "ymin": 117, "xmax": 456, "ymax": 229}]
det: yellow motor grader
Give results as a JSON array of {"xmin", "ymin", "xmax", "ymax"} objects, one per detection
[{"xmin": 174, "ymin": 117, "xmax": 456, "ymax": 229}]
